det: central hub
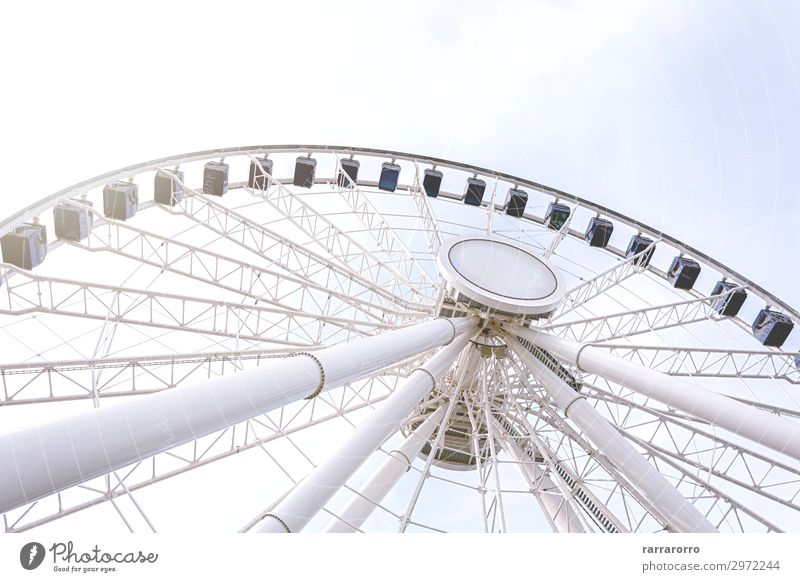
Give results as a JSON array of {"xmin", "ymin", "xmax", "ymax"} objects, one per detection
[{"xmin": 437, "ymin": 235, "xmax": 566, "ymax": 319}]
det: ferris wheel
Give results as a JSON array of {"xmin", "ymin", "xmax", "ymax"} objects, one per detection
[{"xmin": 0, "ymin": 145, "xmax": 798, "ymax": 534}]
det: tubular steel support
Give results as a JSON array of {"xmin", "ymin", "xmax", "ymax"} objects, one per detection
[
  {"xmin": 504, "ymin": 333, "xmax": 717, "ymax": 533},
  {"xmin": 0, "ymin": 317, "xmax": 472, "ymax": 514},
  {"xmin": 322, "ymin": 405, "xmax": 448, "ymax": 533},
  {"xmin": 518, "ymin": 328, "xmax": 800, "ymax": 463},
  {"xmin": 253, "ymin": 325, "xmax": 477, "ymax": 532},
  {"xmin": 490, "ymin": 418, "xmax": 585, "ymax": 533}
]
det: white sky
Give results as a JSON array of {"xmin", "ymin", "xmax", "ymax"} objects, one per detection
[
  {"xmin": 0, "ymin": 0, "xmax": 799, "ymax": 535},
  {"xmin": 1, "ymin": 0, "xmax": 798, "ymax": 309}
]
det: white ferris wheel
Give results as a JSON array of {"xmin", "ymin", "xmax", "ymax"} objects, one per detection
[{"xmin": 0, "ymin": 145, "xmax": 798, "ymax": 534}]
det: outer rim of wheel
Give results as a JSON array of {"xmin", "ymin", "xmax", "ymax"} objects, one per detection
[{"xmin": 2, "ymin": 144, "xmax": 794, "ymax": 326}]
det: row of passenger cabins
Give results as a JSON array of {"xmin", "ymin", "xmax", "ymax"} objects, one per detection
[{"xmin": 0, "ymin": 157, "xmax": 795, "ymax": 349}]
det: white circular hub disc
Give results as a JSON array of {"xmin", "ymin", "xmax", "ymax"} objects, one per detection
[{"xmin": 437, "ymin": 236, "xmax": 566, "ymax": 315}]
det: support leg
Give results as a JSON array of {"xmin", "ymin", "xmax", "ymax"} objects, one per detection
[
  {"xmin": 253, "ymin": 324, "xmax": 477, "ymax": 532},
  {"xmin": 0, "ymin": 317, "xmax": 472, "ymax": 514},
  {"xmin": 504, "ymin": 333, "xmax": 717, "ymax": 533},
  {"xmin": 322, "ymin": 405, "xmax": 447, "ymax": 533}
]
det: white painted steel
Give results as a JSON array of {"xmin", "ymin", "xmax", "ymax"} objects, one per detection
[
  {"xmin": 253, "ymin": 325, "xmax": 477, "ymax": 533},
  {"xmin": 519, "ymin": 328, "xmax": 800, "ymax": 463},
  {"xmin": 492, "ymin": 422, "xmax": 585, "ymax": 533},
  {"xmin": 0, "ymin": 317, "xmax": 472, "ymax": 514},
  {"xmin": 504, "ymin": 334, "xmax": 718, "ymax": 533},
  {"xmin": 437, "ymin": 235, "xmax": 566, "ymax": 316},
  {"xmin": 322, "ymin": 405, "xmax": 448, "ymax": 533}
]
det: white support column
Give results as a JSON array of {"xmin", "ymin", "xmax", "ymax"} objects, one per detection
[
  {"xmin": 0, "ymin": 317, "xmax": 473, "ymax": 514},
  {"xmin": 518, "ymin": 328, "xmax": 800, "ymax": 463},
  {"xmin": 504, "ymin": 333, "xmax": 717, "ymax": 533},
  {"xmin": 253, "ymin": 325, "xmax": 476, "ymax": 533},
  {"xmin": 322, "ymin": 405, "xmax": 448, "ymax": 533},
  {"xmin": 491, "ymin": 420, "xmax": 585, "ymax": 533}
]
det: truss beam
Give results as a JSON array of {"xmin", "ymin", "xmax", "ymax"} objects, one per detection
[
  {"xmin": 588, "ymin": 344, "xmax": 800, "ymax": 385},
  {"xmin": 0, "ymin": 265, "xmax": 372, "ymax": 345},
  {"xmin": 549, "ymin": 239, "xmax": 659, "ymax": 321},
  {"xmin": 244, "ymin": 161, "xmax": 434, "ymax": 304},
  {"xmin": 543, "ymin": 291, "xmax": 732, "ymax": 343},
  {"xmin": 623, "ymin": 432, "xmax": 783, "ymax": 532},
  {"xmin": 626, "ymin": 429, "xmax": 798, "ymax": 519},
  {"xmin": 158, "ymin": 169, "xmax": 428, "ymax": 314},
  {"xmin": 500, "ymin": 355, "xmax": 655, "ymax": 532},
  {"xmin": 501, "ymin": 387, "xmax": 641, "ymax": 533},
  {"xmin": 71, "ymin": 204, "xmax": 415, "ymax": 325},
  {"xmin": 0, "ymin": 349, "xmax": 305, "ymax": 405},
  {"xmin": 580, "ymin": 381, "xmax": 800, "ymax": 517},
  {"xmin": 411, "ymin": 161, "xmax": 444, "ymax": 257},
  {"xmin": 297, "ymin": 154, "xmax": 436, "ymax": 296}
]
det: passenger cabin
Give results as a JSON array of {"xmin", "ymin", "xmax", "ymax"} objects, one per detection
[
  {"xmin": 752, "ymin": 309, "xmax": 794, "ymax": 348},
  {"xmin": 54, "ymin": 200, "xmax": 93, "ymax": 241},
  {"xmin": 378, "ymin": 162, "xmax": 401, "ymax": 192},
  {"xmin": 248, "ymin": 158, "xmax": 273, "ymax": 190},
  {"xmin": 667, "ymin": 256, "xmax": 701, "ymax": 290},
  {"xmin": 154, "ymin": 169, "xmax": 184, "ymax": 206},
  {"xmin": 422, "ymin": 168, "xmax": 443, "ymax": 197},
  {"xmin": 711, "ymin": 280, "xmax": 747, "ymax": 317},
  {"xmin": 545, "ymin": 202, "xmax": 570, "ymax": 231},
  {"xmin": 1, "ymin": 223, "xmax": 47, "ymax": 270},
  {"xmin": 463, "ymin": 178, "xmax": 485, "ymax": 206},
  {"xmin": 203, "ymin": 161, "xmax": 229, "ymax": 196},
  {"xmin": 626, "ymin": 235, "xmax": 655, "ymax": 267},
  {"xmin": 293, "ymin": 157, "xmax": 317, "ymax": 188},
  {"xmin": 103, "ymin": 182, "xmax": 138, "ymax": 220},
  {"xmin": 337, "ymin": 158, "xmax": 360, "ymax": 188},
  {"xmin": 503, "ymin": 188, "xmax": 528, "ymax": 217},
  {"xmin": 585, "ymin": 217, "xmax": 613, "ymax": 248}
]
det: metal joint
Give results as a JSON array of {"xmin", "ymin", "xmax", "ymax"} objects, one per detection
[
  {"xmin": 389, "ymin": 450, "xmax": 414, "ymax": 471},
  {"xmin": 262, "ymin": 513, "xmax": 291, "ymax": 533},
  {"xmin": 412, "ymin": 367, "xmax": 437, "ymax": 390},
  {"xmin": 563, "ymin": 395, "xmax": 586, "ymax": 418},
  {"xmin": 574, "ymin": 343, "xmax": 598, "ymax": 372},
  {"xmin": 435, "ymin": 316, "xmax": 458, "ymax": 345},
  {"xmin": 292, "ymin": 352, "xmax": 326, "ymax": 399}
]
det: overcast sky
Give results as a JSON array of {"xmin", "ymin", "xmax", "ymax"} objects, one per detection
[{"xmin": 1, "ymin": 0, "xmax": 798, "ymax": 311}]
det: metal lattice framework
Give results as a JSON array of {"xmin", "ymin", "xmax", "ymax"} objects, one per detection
[{"xmin": 0, "ymin": 145, "xmax": 798, "ymax": 534}]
